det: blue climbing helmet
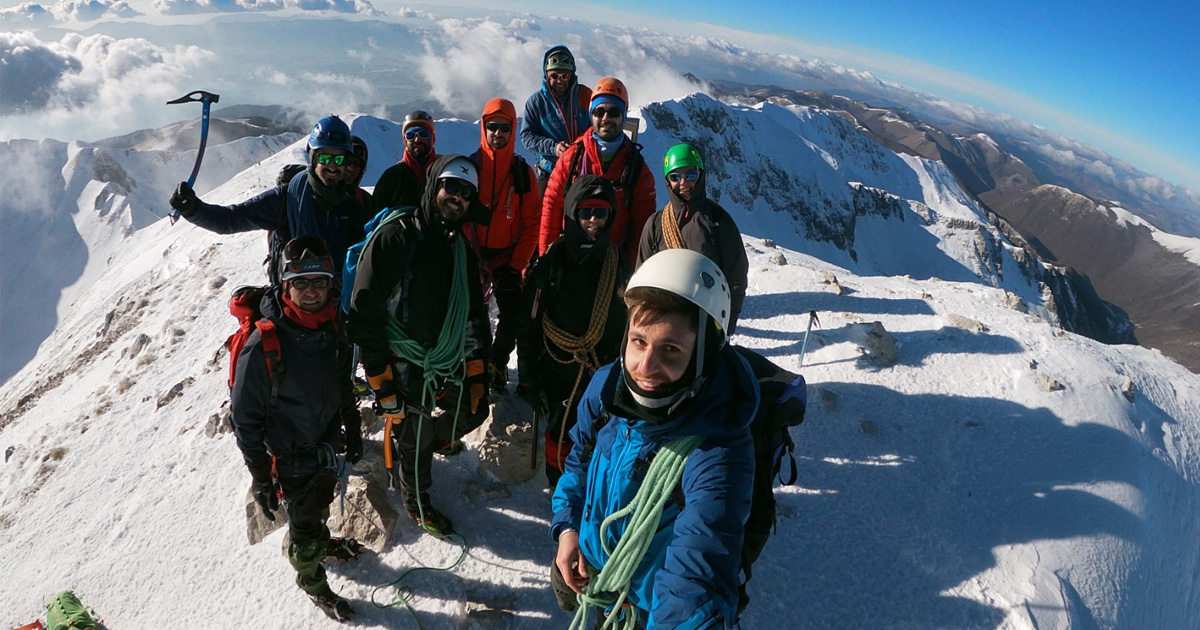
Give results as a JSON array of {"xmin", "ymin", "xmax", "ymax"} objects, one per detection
[{"xmin": 307, "ymin": 115, "xmax": 352, "ymax": 152}]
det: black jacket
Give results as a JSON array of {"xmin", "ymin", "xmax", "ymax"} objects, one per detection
[
  {"xmin": 518, "ymin": 175, "xmax": 628, "ymax": 384},
  {"xmin": 636, "ymin": 171, "xmax": 748, "ymax": 334},
  {"xmin": 230, "ymin": 290, "xmax": 354, "ymax": 482},
  {"xmin": 347, "ymin": 154, "xmax": 493, "ymax": 380},
  {"xmin": 371, "ymin": 161, "xmax": 422, "ymax": 214}
]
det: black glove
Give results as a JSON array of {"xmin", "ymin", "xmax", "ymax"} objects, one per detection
[
  {"xmin": 252, "ymin": 480, "xmax": 279, "ymax": 521},
  {"xmin": 169, "ymin": 181, "xmax": 198, "ymax": 217},
  {"xmin": 517, "ymin": 382, "xmax": 546, "ymax": 413},
  {"xmin": 343, "ymin": 410, "xmax": 363, "ymax": 464},
  {"xmin": 366, "ymin": 365, "xmax": 401, "ymax": 414}
]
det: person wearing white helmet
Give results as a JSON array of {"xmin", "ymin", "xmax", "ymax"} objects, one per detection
[
  {"xmin": 549, "ymin": 248, "xmax": 759, "ymax": 628},
  {"xmin": 346, "ymin": 154, "xmax": 492, "ymax": 537}
]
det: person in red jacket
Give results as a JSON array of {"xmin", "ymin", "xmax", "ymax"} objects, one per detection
[
  {"xmin": 538, "ymin": 77, "xmax": 655, "ymax": 267},
  {"xmin": 467, "ymin": 98, "xmax": 541, "ymax": 390}
]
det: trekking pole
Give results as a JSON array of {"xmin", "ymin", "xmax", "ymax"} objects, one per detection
[
  {"xmin": 166, "ymin": 89, "xmax": 220, "ymax": 224},
  {"xmin": 797, "ymin": 310, "xmax": 820, "ymax": 367}
]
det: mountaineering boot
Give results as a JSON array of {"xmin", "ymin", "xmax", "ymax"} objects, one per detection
[
  {"xmin": 325, "ymin": 536, "xmax": 364, "ymax": 562},
  {"xmin": 404, "ymin": 495, "xmax": 455, "ymax": 536},
  {"xmin": 309, "ymin": 587, "xmax": 355, "ymax": 621}
]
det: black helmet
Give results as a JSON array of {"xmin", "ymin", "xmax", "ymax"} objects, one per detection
[
  {"xmin": 280, "ymin": 236, "xmax": 334, "ymax": 282},
  {"xmin": 350, "ymin": 135, "xmax": 368, "ymax": 164}
]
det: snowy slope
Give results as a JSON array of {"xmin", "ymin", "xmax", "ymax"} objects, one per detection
[{"xmin": 3, "ymin": 106, "xmax": 1200, "ymax": 629}]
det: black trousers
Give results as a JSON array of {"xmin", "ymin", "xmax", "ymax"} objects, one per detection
[{"xmin": 390, "ymin": 376, "xmax": 488, "ymax": 502}]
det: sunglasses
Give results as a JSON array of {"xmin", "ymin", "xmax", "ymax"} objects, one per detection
[
  {"xmin": 578, "ymin": 206, "xmax": 611, "ymax": 220},
  {"xmin": 667, "ymin": 170, "xmax": 701, "ymax": 183},
  {"xmin": 314, "ymin": 153, "xmax": 348, "ymax": 166},
  {"xmin": 404, "ymin": 127, "xmax": 431, "ymax": 141},
  {"xmin": 592, "ymin": 106, "xmax": 622, "ymax": 119},
  {"xmin": 442, "ymin": 178, "xmax": 476, "ymax": 200},
  {"xmin": 289, "ymin": 277, "xmax": 330, "ymax": 290},
  {"xmin": 547, "ymin": 71, "xmax": 573, "ymax": 82},
  {"xmin": 484, "ymin": 121, "xmax": 512, "ymax": 133}
]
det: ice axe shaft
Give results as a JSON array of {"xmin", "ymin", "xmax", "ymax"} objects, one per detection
[
  {"xmin": 167, "ymin": 90, "xmax": 220, "ymax": 223},
  {"xmin": 798, "ymin": 310, "xmax": 820, "ymax": 367}
]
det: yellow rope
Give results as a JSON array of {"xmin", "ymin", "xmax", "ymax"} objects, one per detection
[
  {"xmin": 541, "ymin": 243, "xmax": 619, "ymax": 466},
  {"xmin": 660, "ymin": 202, "xmax": 685, "ymax": 250}
]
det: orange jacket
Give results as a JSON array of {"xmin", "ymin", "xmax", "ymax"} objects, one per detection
[
  {"xmin": 468, "ymin": 98, "xmax": 541, "ymax": 274},
  {"xmin": 538, "ymin": 132, "xmax": 656, "ymax": 266}
]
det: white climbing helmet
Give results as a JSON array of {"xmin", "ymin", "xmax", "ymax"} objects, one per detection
[{"xmin": 627, "ymin": 249, "xmax": 731, "ymax": 339}]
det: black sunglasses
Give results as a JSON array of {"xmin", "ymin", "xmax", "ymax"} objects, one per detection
[
  {"xmin": 289, "ymin": 277, "xmax": 330, "ymax": 290},
  {"xmin": 592, "ymin": 106, "xmax": 622, "ymax": 119},
  {"xmin": 485, "ymin": 121, "xmax": 512, "ymax": 133},
  {"xmin": 442, "ymin": 178, "xmax": 476, "ymax": 200},
  {"xmin": 578, "ymin": 206, "xmax": 611, "ymax": 220}
]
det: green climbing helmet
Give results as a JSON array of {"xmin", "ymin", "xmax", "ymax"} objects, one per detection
[{"xmin": 662, "ymin": 143, "xmax": 704, "ymax": 177}]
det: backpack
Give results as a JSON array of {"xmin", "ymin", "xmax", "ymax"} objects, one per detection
[
  {"xmin": 45, "ymin": 590, "xmax": 102, "ymax": 630},
  {"xmin": 226, "ymin": 286, "xmax": 283, "ymax": 398},
  {"xmin": 340, "ymin": 205, "xmax": 420, "ymax": 314},
  {"xmin": 731, "ymin": 346, "xmax": 806, "ymax": 613},
  {"xmin": 563, "ymin": 140, "xmax": 644, "ymax": 245}
]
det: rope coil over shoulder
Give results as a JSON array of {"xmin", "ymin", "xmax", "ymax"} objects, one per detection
[
  {"xmin": 569, "ymin": 434, "xmax": 705, "ymax": 630},
  {"xmin": 660, "ymin": 201, "xmax": 685, "ymax": 250},
  {"xmin": 543, "ymin": 243, "xmax": 619, "ymax": 468}
]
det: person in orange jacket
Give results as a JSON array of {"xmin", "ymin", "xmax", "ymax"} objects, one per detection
[
  {"xmin": 468, "ymin": 98, "xmax": 541, "ymax": 390},
  {"xmin": 538, "ymin": 77, "xmax": 655, "ymax": 267}
]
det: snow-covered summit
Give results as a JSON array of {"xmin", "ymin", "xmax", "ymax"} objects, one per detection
[{"xmin": 2, "ymin": 98, "xmax": 1200, "ymax": 629}]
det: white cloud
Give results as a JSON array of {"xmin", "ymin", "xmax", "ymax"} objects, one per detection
[
  {"xmin": 0, "ymin": 31, "xmax": 212, "ymax": 140},
  {"xmin": 414, "ymin": 18, "xmax": 702, "ymax": 119},
  {"xmin": 0, "ymin": 3, "xmax": 57, "ymax": 29},
  {"xmin": 154, "ymin": 0, "xmax": 376, "ymax": 15}
]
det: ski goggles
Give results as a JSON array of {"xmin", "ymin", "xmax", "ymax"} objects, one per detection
[
  {"xmin": 591, "ymin": 106, "xmax": 623, "ymax": 119},
  {"xmin": 404, "ymin": 127, "xmax": 432, "ymax": 141},
  {"xmin": 578, "ymin": 205, "xmax": 611, "ymax": 220},
  {"xmin": 441, "ymin": 178, "xmax": 476, "ymax": 200},
  {"xmin": 484, "ymin": 121, "xmax": 512, "ymax": 133},
  {"xmin": 667, "ymin": 169, "xmax": 700, "ymax": 183},
  {"xmin": 314, "ymin": 153, "xmax": 348, "ymax": 166},
  {"xmin": 289, "ymin": 276, "xmax": 331, "ymax": 291}
]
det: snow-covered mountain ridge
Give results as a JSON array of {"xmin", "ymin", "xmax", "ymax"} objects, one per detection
[{"xmin": 2, "ymin": 99, "xmax": 1200, "ymax": 629}]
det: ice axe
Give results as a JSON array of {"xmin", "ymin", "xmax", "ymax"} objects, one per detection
[
  {"xmin": 797, "ymin": 310, "xmax": 820, "ymax": 367},
  {"xmin": 167, "ymin": 89, "xmax": 220, "ymax": 223}
]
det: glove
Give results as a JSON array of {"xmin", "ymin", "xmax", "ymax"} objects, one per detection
[
  {"xmin": 466, "ymin": 359, "xmax": 488, "ymax": 414},
  {"xmin": 252, "ymin": 480, "xmax": 279, "ymax": 521},
  {"xmin": 343, "ymin": 408, "xmax": 363, "ymax": 464},
  {"xmin": 366, "ymin": 365, "xmax": 401, "ymax": 415},
  {"xmin": 169, "ymin": 181, "xmax": 198, "ymax": 217},
  {"xmin": 517, "ymin": 382, "xmax": 545, "ymax": 413}
]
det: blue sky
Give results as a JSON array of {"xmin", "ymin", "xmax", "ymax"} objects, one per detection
[
  {"xmin": 462, "ymin": 0, "xmax": 1200, "ymax": 191},
  {"xmin": 1, "ymin": 0, "xmax": 1197, "ymax": 192}
]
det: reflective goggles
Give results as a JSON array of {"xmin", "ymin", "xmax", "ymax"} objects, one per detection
[
  {"xmin": 667, "ymin": 170, "xmax": 700, "ymax": 183},
  {"xmin": 314, "ymin": 153, "xmax": 348, "ymax": 166}
]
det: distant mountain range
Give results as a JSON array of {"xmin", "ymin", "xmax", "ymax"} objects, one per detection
[{"xmin": 706, "ymin": 80, "xmax": 1200, "ymax": 371}]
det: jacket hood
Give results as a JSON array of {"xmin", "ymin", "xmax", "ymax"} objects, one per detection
[
  {"xmin": 599, "ymin": 345, "xmax": 759, "ymax": 440},
  {"xmin": 664, "ymin": 169, "xmax": 712, "ymax": 219},
  {"xmin": 477, "ymin": 98, "xmax": 517, "ymax": 206},
  {"xmin": 418, "ymin": 153, "xmax": 491, "ymax": 232},
  {"xmin": 562, "ymin": 174, "xmax": 617, "ymax": 254}
]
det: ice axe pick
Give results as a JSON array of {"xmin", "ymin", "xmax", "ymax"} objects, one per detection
[{"xmin": 167, "ymin": 89, "xmax": 220, "ymax": 223}]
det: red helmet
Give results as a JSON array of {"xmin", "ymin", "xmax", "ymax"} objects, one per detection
[{"xmin": 591, "ymin": 77, "xmax": 628, "ymax": 108}]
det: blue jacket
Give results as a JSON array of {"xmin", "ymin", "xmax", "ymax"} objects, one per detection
[
  {"xmin": 521, "ymin": 80, "xmax": 591, "ymax": 176},
  {"xmin": 185, "ymin": 170, "xmax": 365, "ymax": 278},
  {"xmin": 551, "ymin": 347, "xmax": 759, "ymax": 629}
]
